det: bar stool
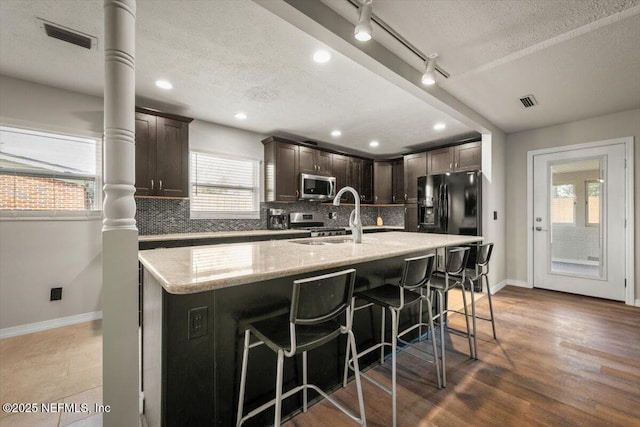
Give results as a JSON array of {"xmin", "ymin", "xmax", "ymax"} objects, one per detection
[
  {"xmin": 343, "ymin": 254, "xmax": 441, "ymax": 427},
  {"xmin": 467, "ymin": 243, "xmax": 497, "ymax": 339},
  {"xmin": 430, "ymin": 246, "xmax": 473, "ymax": 387},
  {"xmin": 236, "ymin": 269, "xmax": 366, "ymax": 426}
]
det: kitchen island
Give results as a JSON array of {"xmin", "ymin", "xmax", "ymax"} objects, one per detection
[{"xmin": 139, "ymin": 232, "xmax": 482, "ymax": 426}]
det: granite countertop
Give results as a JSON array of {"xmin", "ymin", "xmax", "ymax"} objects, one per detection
[
  {"xmin": 139, "ymin": 232, "xmax": 482, "ymax": 294},
  {"xmin": 138, "ymin": 226, "xmax": 404, "ymax": 242}
]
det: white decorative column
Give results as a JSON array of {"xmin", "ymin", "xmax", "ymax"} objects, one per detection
[{"xmin": 102, "ymin": 1, "xmax": 139, "ymax": 426}]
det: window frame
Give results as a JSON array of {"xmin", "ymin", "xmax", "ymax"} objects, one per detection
[
  {"xmin": 0, "ymin": 125, "xmax": 103, "ymax": 220},
  {"xmin": 189, "ymin": 150, "xmax": 261, "ymax": 220}
]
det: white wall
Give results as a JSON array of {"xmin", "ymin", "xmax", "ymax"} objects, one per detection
[
  {"xmin": 0, "ymin": 75, "xmax": 105, "ymax": 333},
  {"xmin": 0, "ymin": 75, "xmax": 268, "ymax": 332},
  {"xmin": 505, "ymin": 108, "xmax": 640, "ymax": 299},
  {"xmin": 481, "ymin": 132, "xmax": 507, "ymax": 291}
]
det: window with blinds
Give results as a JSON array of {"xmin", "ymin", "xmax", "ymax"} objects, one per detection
[
  {"xmin": 190, "ymin": 151, "xmax": 260, "ymax": 219},
  {"xmin": 0, "ymin": 125, "xmax": 101, "ymax": 217}
]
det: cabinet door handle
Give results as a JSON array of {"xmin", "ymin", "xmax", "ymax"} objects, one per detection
[
  {"xmin": 151, "ymin": 179, "xmax": 154, "ymax": 190},
  {"xmin": 159, "ymin": 179, "xmax": 163, "ymax": 191},
  {"xmin": 392, "ymin": 195, "xmax": 395, "ymax": 202},
  {"xmin": 375, "ymin": 196, "xmax": 378, "ymax": 202},
  {"xmin": 295, "ymin": 189, "xmax": 299, "ymax": 198},
  {"xmin": 455, "ymin": 162, "xmax": 458, "ymax": 168},
  {"xmin": 449, "ymin": 163, "xmax": 452, "ymax": 169},
  {"xmin": 404, "ymin": 194, "xmax": 408, "ymax": 201}
]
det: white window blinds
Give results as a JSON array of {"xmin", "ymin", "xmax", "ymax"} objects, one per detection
[{"xmin": 190, "ymin": 151, "xmax": 260, "ymax": 219}]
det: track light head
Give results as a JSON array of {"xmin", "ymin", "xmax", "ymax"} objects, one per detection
[
  {"xmin": 422, "ymin": 55, "xmax": 438, "ymax": 86},
  {"xmin": 354, "ymin": 2, "xmax": 373, "ymax": 41}
]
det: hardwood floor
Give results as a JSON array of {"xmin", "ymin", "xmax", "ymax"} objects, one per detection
[
  {"xmin": 284, "ymin": 286, "xmax": 640, "ymax": 427},
  {"xmin": 1, "ymin": 287, "xmax": 637, "ymax": 426}
]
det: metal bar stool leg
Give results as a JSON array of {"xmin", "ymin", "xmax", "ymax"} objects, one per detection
[
  {"xmin": 348, "ymin": 329, "xmax": 367, "ymax": 426},
  {"xmin": 302, "ymin": 351, "xmax": 308, "ymax": 412},
  {"xmin": 468, "ymin": 278, "xmax": 478, "ymax": 359},
  {"xmin": 427, "ymin": 304, "xmax": 442, "ymax": 389},
  {"xmin": 459, "ymin": 283, "xmax": 474, "ymax": 359},
  {"xmin": 484, "ymin": 275, "xmax": 497, "ymax": 339},
  {"xmin": 437, "ymin": 289, "xmax": 446, "ymax": 387},
  {"xmin": 343, "ymin": 297, "xmax": 356, "ymax": 388},
  {"xmin": 390, "ymin": 308, "xmax": 398, "ymax": 427},
  {"xmin": 236, "ymin": 330, "xmax": 251, "ymax": 427},
  {"xmin": 380, "ymin": 306, "xmax": 386, "ymax": 364},
  {"xmin": 274, "ymin": 349, "xmax": 285, "ymax": 426}
]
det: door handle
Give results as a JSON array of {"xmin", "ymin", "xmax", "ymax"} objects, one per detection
[{"xmin": 535, "ymin": 226, "xmax": 548, "ymax": 231}]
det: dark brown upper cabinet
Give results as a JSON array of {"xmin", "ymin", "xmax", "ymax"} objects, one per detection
[
  {"xmin": 347, "ymin": 157, "xmax": 362, "ymax": 204},
  {"xmin": 135, "ymin": 108, "xmax": 192, "ymax": 198},
  {"xmin": 373, "ymin": 161, "xmax": 393, "ymax": 204},
  {"xmin": 427, "ymin": 142, "xmax": 482, "ymax": 175},
  {"xmin": 298, "ymin": 146, "xmax": 332, "ymax": 176},
  {"xmin": 454, "ymin": 142, "xmax": 482, "ymax": 172},
  {"xmin": 427, "ymin": 146, "xmax": 455, "ymax": 175},
  {"xmin": 361, "ymin": 159, "xmax": 374, "ymax": 204},
  {"xmin": 332, "ymin": 153, "xmax": 349, "ymax": 201},
  {"xmin": 403, "ymin": 152, "xmax": 427, "ymax": 203},
  {"xmin": 391, "ymin": 159, "xmax": 404, "ymax": 204},
  {"xmin": 263, "ymin": 139, "xmax": 299, "ymax": 202}
]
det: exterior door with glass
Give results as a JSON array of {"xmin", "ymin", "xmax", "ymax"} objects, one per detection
[{"xmin": 532, "ymin": 143, "xmax": 626, "ymax": 300}]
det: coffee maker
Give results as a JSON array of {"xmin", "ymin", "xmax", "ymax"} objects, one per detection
[{"xmin": 267, "ymin": 208, "xmax": 289, "ymax": 230}]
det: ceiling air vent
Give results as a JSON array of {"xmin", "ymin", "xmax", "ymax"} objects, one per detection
[
  {"xmin": 519, "ymin": 94, "xmax": 538, "ymax": 108},
  {"xmin": 36, "ymin": 18, "xmax": 97, "ymax": 50}
]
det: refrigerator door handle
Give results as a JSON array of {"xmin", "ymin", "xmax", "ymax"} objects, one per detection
[{"xmin": 443, "ymin": 184, "xmax": 449, "ymax": 232}]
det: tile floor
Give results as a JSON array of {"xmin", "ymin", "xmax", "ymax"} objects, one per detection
[{"xmin": 0, "ymin": 321, "xmax": 103, "ymax": 427}]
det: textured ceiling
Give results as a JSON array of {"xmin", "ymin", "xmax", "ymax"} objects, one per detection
[
  {"xmin": 2, "ymin": 1, "xmax": 638, "ymax": 149},
  {"xmin": 322, "ymin": 0, "xmax": 640, "ymax": 133},
  {"xmin": 0, "ymin": 0, "xmax": 475, "ymax": 157}
]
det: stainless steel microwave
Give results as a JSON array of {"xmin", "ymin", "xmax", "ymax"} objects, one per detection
[{"xmin": 299, "ymin": 173, "xmax": 336, "ymax": 201}]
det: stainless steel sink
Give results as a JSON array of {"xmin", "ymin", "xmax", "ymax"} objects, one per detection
[{"xmin": 291, "ymin": 238, "xmax": 354, "ymax": 245}]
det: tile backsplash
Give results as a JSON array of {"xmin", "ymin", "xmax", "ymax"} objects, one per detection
[{"xmin": 136, "ymin": 198, "xmax": 405, "ymax": 235}]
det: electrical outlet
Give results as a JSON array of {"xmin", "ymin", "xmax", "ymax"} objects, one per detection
[
  {"xmin": 50, "ymin": 287, "xmax": 62, "ymax": 301},
  {"xmin": 188, "ymin": 306, "xmax": 208, "ymax": 340}
]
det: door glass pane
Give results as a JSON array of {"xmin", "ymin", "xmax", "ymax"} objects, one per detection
[{"xmin": 549, "ymin": 158, "xmax": 603, "ymax": 278}]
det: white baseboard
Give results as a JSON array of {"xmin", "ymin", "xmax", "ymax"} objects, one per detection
[
  {"xmin": 0, "ymin": 311, "xmax": 103, "ymax": 339},
  {"xmin": 490, "ymin": 279, "xmax": 507, "ymax": 294},
  {"xmin": 634, "ymin": 299, "xmax": 640, "ymax": 307},
  {"xmin": 506, "ymin": 279, "xmax": 533, "ymax": 288}
]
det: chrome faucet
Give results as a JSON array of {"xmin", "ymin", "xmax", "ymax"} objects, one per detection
[{"xmin": 333, "ymin": 186, "xmax": 362, "ymax": 243}]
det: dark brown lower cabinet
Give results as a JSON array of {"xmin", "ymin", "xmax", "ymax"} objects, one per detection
[{"xmin": 404, "ymin": 204, "xmax": 418, "ymax": 232}]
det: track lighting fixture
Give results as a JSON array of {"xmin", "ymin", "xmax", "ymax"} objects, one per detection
[
  {"xmin": 422, "ymin": 54, "xmax": 438, "ymax": 86},
  {"xmin": 354, "ymin": 0, "xmax": 373, "ymax": 41}
]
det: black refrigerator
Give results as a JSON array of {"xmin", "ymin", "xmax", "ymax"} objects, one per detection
[
  {"xmin": 417, "ymin": 171, "xmax": 482, "ymax": 235},
  {"xmin": 418, "ymin": 171, "xmax": 482, "ymax": 273}
]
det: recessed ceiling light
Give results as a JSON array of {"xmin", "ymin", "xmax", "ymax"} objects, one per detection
[
  {"xmin": 369, "ymin": 140, "xmax": 379, "ymax": 148},
  {"xmin": 155, "ymin": 80, "xmax": 173, "ymax": 90},
  {"xmin": 234, "ymin": 112, "xmax": 247, "ymax": 120},
  {"xmin": 433, "ymin": 123, "xmax": 446, "ymax": 131},
  {"xmin": 331, "ymin": 130, "xmax": 342, "ymax": 137},
  {"xmin": 313, "ymin": 50, "xmax": 332, "ymax": 63}
]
